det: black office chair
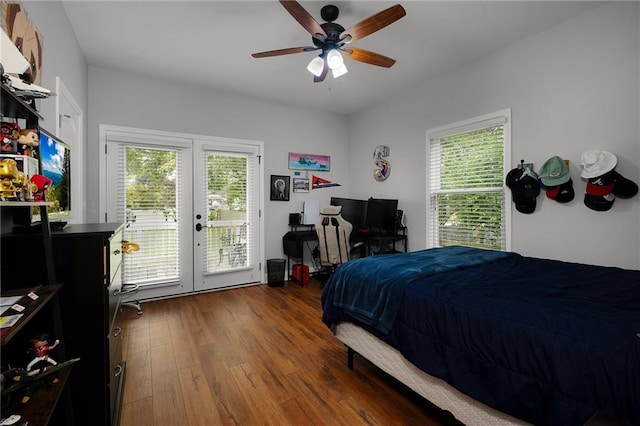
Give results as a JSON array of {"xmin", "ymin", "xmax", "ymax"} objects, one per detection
[
  {"xmin": 121, "ymin": 283, "xmax": 143, "ymax": 315},
  {"xmin": 121, "ymin": 241, "xmax": 142, "ymax": 315},
  {"xmin": 315, "ymin": 206, "xmax": 364, "ymax": 287}
]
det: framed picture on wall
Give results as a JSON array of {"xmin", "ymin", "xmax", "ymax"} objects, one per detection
[
  {"xmin": 292, "ymin": 178, "xmax": 310, "ymax": 193},
  {"xmin": 288, "ymin": 153, "xmax": 330, "ymax": 171},
  {"xmin": 270, "ymin": 175, "xmax": 290, "ymax": 201}
]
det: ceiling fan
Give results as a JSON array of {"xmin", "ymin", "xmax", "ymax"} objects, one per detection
[{"xmin": 251, "ymin": 1, "xmax": 406, "ymax": 82}]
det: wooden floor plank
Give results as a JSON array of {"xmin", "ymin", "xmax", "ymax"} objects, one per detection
[
  {"xmin": 120, "ymin": 279, "xmax": 447, "ymax": 425},
  {"xmin": 119, "ymin": 396, "xmax": 154, "ymax": 426},
  {"xmin": 150, "ymin": 343, "xmax": 188, "ymax": 425},
  {"xmin": 178, "ymin": 364, "xmax": 225, "ymax": 425},
  {"xmin": 122, "ymin": 323, "xmax": 152, "ymax": 403}
]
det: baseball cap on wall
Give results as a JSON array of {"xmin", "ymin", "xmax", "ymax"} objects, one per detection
[
  {"xmin": 586, "ymin": 170, "xmax": 616, "ymax": 196},
  {"xmin": 506, "ymin": 167, "xmax": 540, "ymax": 214},
  {"xmin": 539, "ymin": 156, "xmax": 570, "ymax": 187},
  {"xmin": 553, "ymin": 179, "xmax": 575, "ymax": 203},
  {"xmin": 584, "ymin": 193, "xmax": 615, "ymax": 211},
  {"xmin": 612, "ymin": 171, "xmax": 639, "ymax": 199}
]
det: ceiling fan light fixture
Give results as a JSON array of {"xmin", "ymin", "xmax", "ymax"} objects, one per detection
[
  {"xmin": 306, "ymin": 56, "xmax": 325, "ymax": 77},
  {"xmin": 332, "ymin": 63, "xmax": 348, "ymax": 79},
  {"xmin": 326, "ymin": 49, "xmax": 344, "ymax": 70}
]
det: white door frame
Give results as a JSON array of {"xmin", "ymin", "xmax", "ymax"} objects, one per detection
[
  {"xmin": 55, "ymin": 77, "xmax": 85, "ymax": 223},
  {"xmin": 98, "ymin": 124, "xmax": 265, "ymax": 298}
]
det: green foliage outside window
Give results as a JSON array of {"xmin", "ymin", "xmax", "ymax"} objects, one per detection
[
  {"xmin": 125, "ymin": 147, "xmax": 177, "ymax": 216},
  {"xmin": 206, "ymin": 155, "xmax": 247, "ymax": 222},
  {"xmin": 433, "ymin": 125, "xmax": 505, "ymax": 250}
]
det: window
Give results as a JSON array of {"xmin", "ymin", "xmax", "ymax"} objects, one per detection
[
  {"xmin": 118, "ymin": 145, "xmax": 184, "ymax": 285},
  {"xmin": 427, "ymin": 110, "xmax": 511, "ymax": 251}
]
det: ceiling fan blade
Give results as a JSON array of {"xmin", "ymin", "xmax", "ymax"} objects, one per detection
[
  {"xmin": 340, "ymin": 4, "xmax": 406, "ymax": 43},
  {"xmin": 314, "ymin": 61, "xmax": 329, "ymax": 83},
  {"xmin": 343, "ymin": 47, "xmax": 396, "ymax": 68},
  {"xmin": 251, "ymin": 46, "xmax": 317, "ymax": 58},
  {"xmin": 280, "ymin": 0, "xmax": 327, "ymax": 40}
]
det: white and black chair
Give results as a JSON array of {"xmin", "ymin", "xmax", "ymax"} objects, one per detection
[{"xmin": 315, "ymin": 205, "xmax": 364, "ymax": 287}]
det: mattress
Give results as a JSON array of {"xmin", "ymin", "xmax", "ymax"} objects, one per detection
[{"xmin": 335, "ymin": 322, "xmax": 528, "ymax": 425}]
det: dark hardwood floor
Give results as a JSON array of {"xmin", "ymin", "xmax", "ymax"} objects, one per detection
[{"xmin": 119, "ymin": 278, "xmax": 452, "ymax": 425}]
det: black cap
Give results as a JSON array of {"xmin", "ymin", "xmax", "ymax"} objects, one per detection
[
  {"xmin": 613, "ymin": 172, "xmax": 639, "ymax": 199},
  {"xmin": 506, "ymin": 167, "xmax": 540, "ymax": 214},
  {"xmin": 554, "ymin": 179, "xmax": 575, "ymax": 203},
  {"xmin": 584, "ymin": 193, "xmax": 615, "ymax": 211}
]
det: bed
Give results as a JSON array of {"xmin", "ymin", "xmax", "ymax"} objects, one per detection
[{"xmin": 321, "ymin": 246, "xmax": 640, "ymax": 425}]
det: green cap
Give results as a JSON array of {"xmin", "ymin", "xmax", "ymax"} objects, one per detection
[{"xmin": 539, "ymin": 156, "xmax": 570, "ymax": 187}]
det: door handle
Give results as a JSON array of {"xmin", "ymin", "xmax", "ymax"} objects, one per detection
[{"xmin": 196, "ymin": 223, "xmax": 206, "ymax": 232}]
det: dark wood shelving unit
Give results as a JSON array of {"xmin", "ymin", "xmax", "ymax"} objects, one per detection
[
  {"xmin": 1, "ymin": 81, "xmax": 75, "ymax": 425},
  {"xmin": 1, "ymin": 286, "xmax": 74, "ymax": 426},
  {"xmin": 0, "ymin": 285, "xmax": 61, "ymax": 346}
]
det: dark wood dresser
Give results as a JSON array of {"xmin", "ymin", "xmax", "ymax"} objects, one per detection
[{"xmin": 1, "ymin": 223, "xmax": 126, "ymax": 426}]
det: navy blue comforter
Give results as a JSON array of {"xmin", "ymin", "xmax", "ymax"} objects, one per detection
[{"xmin": 321, "ymin": 247, "xmax": 640, "ymax": 425}]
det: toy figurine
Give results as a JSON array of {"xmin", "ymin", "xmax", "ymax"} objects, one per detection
[
  {"xmin": 0, "ymin": 158, "xmax": 28, "ymax": 201},
  {"xmin": 30, "ymin": 174, "xmax": 52, "ymax": 202},
  {"xmin": 17, "ymin": 129, "xmax": 39, "ymax": 158},
  {"xmin": 0, "ymin": 122, "xmax": 20, "ymax": 153},
  {"xmin": 26, "ymin": 333, "xmax": 59, "ymax": 372}
]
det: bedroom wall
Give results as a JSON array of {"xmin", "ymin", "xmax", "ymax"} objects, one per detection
[
  {"xmin": 86, "ymin": 67, "xmax": 349, "ymax": 262},
  {"xmin": 8, "ymin": 1, "xmax": 88, "ymax": 220},
  {"xmin": 16, "ymin": 2, "xmax": 639, "ymax": 270},
  {"xmin": 347, "ymin": 2, "xmax": 640, "ymax": 269}
]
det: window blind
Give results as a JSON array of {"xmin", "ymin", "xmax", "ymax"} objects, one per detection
[
  {"xmin": 114, "ymin": 144, "xmax": 183, "ymax": 285},
  {"xmin": 429, "ymin": 120, "xmax": 507, "ymax": 250},
  {"xmin": 202, "ymin": 150, "xmax": 255, "ymax": 273}
]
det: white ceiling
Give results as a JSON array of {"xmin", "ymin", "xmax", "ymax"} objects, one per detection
[{"xmin": 61, "ymin": 1, "xmax": 603, "ymax": 116}]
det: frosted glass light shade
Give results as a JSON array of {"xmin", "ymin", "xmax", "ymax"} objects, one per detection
[
  {"xmin": 331, "ymin": 63, "xmax": 348, "ymax": 78},
  {"xmin": 306, "ymin": 56, "xmax": 324, "ymax": 77},
  {"xmin": 326, "ymin": 49, "xmax": 344, "ymax": 70}
]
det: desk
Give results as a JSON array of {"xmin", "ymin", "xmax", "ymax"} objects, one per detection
[
  {"xmin": 283, "ymin": 228, "xmax": 318, "ymax": 280},
  {"xmin": 282, "ymin": 226, "xmax": 408, "ymax": 279}
]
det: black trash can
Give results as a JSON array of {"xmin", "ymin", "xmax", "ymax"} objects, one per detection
[{"xmin": 267, "ymin": 258, "xmax": 286, "ymax": 287}]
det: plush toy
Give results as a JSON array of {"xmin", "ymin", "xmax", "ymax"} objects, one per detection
[{"xmin": 17, "ymin": 129, "xmax": 39, "ymax": 157}]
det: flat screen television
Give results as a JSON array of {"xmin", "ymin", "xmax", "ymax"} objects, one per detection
[
  {"xmin": 32, "ymin": 128, "xmax": 71, "ymax": 228},
  {"xmin": 330, "ymin": 197, "xmax": 368, "ymax": 230}
]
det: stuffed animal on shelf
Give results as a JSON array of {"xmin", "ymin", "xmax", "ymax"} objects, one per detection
[{"xmin": 17, "ymin": 129, "xmax": 39, "ymax": 158}]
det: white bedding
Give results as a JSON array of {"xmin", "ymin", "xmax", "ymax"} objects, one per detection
[{"xmin": 334, "ymin": 322, "xmax": 528, "ymax": 426}]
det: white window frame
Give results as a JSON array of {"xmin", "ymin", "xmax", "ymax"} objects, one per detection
[{"xmin": 426, "ymin": 109, "xmax": 512, "ymax": 251}]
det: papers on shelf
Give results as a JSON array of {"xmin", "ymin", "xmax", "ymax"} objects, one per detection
[
  {"xmin": 0, "ymin": 313, "xmax": 23, "ymax": 328},
  {"xmin": 0, "ymin": 295, "xmax": 22, "ymax": 315}
]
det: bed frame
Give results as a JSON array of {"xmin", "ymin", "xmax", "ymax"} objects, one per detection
[
  {"xmin": 335, "ymin": 322, "xmax": 530, "ymax": 425},
  {"xmin": 335, "ymin": 323, "xmax": 624, "ymax": 426}
]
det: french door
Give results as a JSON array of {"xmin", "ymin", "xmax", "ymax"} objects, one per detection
[
  {"xmin": 192, "ymin": 140, "xmax": 261, "ymax": 291},
  {"xmin": 103, "ymin": 127, "xmax": 262, "ymax": 300}
]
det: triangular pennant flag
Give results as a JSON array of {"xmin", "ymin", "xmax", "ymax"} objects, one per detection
[{"xmin": 312, "ymin": 175, "xmax": 341, "ymax": 189}]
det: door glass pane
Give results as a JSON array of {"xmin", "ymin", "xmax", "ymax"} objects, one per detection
[
  {"xmin": 205, "ymin": 153, "xmax": 248, "ymax": 272},
  {"xmin": 123, "ymin": 147, "xmax": 181, "ymax": 285}
]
